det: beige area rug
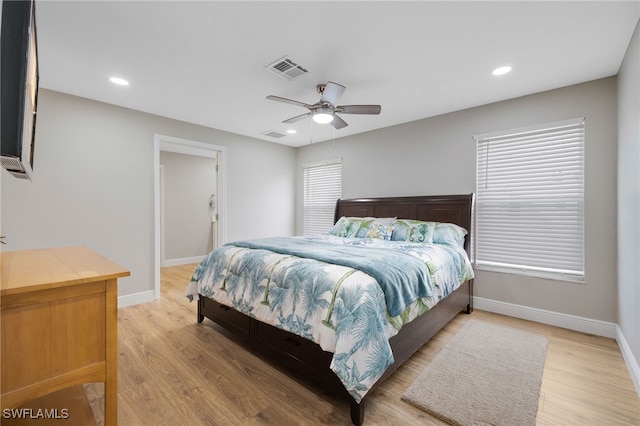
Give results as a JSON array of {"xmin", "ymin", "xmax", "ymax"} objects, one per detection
[{"xmin": 402, "ymin": 320, "xmax": 548, "ymax": 426}]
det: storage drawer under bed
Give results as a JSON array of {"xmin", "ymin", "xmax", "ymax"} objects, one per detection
[
  {"xmin": 200, "ymin": 295, "xmax": 340, "ymax": 388},
  {"xmin": 200, "ymin": 297, "xmax": 251, "ymax": 337},
  {"xmin": 254, "ymin": 320, "xmax": 334, "ymax": 373}
]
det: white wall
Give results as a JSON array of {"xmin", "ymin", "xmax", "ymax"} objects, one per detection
[
  {"xmin": 160, "ymin": 151, "xmax": 216, "ymax": 261},
  {"xmin": 617, "ymin": 18, "xmax": 640, "ymax": 391},
  {"xmin": 0, "ymin": 89, "xmax": 296, "ymax": 298},
  {"xmin": 296, "ymin": 77, "xmax": 618, "ymax": 325}
]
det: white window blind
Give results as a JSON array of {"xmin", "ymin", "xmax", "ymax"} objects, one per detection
[
  {"xmin": 303, "ymin": 159, "xmax": 342, "ymax": 235},
  {"xmin": 474, "ymin": 118, "xmax": 585, "ymax": 282}
]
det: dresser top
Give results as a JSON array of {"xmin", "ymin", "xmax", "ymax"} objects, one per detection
[{"xmin": 0, "ymin": 246, "xmax": 130, "ymax": 296}]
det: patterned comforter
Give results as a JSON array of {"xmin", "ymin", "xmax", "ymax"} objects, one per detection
[{"xmin": 186, "ymin": 234, "xmax": 474, "ymax": 402}]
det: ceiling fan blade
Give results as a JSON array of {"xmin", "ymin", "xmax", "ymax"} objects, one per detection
[
  {"xmin": 320, "ymin": 81, "xmax": 346, "ymax": 105},
  {"xmin": 266, "ymin": 95, "xmax": 312, "ymax": 109},
  {"xmin": 331, "ymin": 114, "xmax": 348, "ymax": 129},
  {"xmin": 283, "ymin": 112, "xmax": 311, "ymax": 124},
  {"xmin": 336, "ymin": 105, "xmax": 382, "ymax": 115}
]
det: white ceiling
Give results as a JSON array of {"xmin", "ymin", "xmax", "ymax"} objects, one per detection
[{"xmin": 35, "ymin": 1, "xmax": 639, "ymax": 147}]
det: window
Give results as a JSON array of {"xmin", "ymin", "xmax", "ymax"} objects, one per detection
[
  {"xmin": 474, "ymin": 118, "xmax": 585, "ymax": 282},
  {"xmin": 303, "ymin": 159, "xmax": 342, "ymax": 235}
]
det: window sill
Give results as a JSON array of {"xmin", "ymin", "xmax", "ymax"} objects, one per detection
[{"xmin": 475, "ymin": 263, "xmax": 585, "ymax": 284}]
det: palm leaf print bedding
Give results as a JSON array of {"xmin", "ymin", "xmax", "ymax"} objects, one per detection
[{"xmin": 186, "ymin": 234, "xmax": 474, "ymax": 402}]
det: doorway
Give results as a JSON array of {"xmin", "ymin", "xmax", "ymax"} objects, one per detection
[
  {"xmin": 160, "ymin": 151, "xmax": 217, "ymax": 266},
  {"xmin": 153, "ymin": 134, "xmax": 226, "ymax": 300}
]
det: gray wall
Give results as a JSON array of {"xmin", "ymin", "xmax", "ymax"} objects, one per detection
[
  {"xmin": 296, "ymin": 77, "xmax": 618, "ymax": 324},
  {"xmin": 0, "ymin": 89, "xmax": 296, "ymax": 298},
  {"xmin": 618, "ymin": 20, "xmax": 640, "ymax": 382},
  {"xmin": 1, "ymin": 55, "xmax": 636, "ymax": 381},
  {"xmin": 160, "ymin": 151, "xmax": 216, "ymax": 260}
]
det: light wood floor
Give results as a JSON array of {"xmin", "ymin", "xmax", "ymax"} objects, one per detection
[{"xmin": 94, "ymin": 264, "xmax": 639, "ymax": 425}]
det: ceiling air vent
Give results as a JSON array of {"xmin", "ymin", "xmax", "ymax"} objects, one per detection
[
  {"xmin": 261, "ymin": 130, "xmax": 288, "ymax": 139},
  {"xmin": 265, "ymin": 56, "xmax": 309, "ymax": 80}
]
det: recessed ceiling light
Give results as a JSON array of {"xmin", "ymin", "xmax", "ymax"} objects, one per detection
[
  {"xmin": 286, "ymin": 129, "xmax": 297, "ymax": 134},
  {"xmin": 492, "ymin": 66, "xmax": 512, "ymax": 76},
  {"xmin": 109, "ymin": 76, "xmax": 130, "ymax": 86}
]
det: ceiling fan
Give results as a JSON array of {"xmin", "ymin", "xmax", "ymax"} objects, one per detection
[{"xmin": 266, "ymin": 81, "xmax": 381, "ymax": 129}]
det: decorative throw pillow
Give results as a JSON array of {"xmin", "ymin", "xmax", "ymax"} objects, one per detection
[
  {"xmin": 329, "ymin": 216, "xmax": 347, "ymax": 235},
  {"xmin": 365, "ymin": 223, "xmax": 394, "ymax": 240},
  {"xmin": 329, "ymin": 217, "xmax": 369, "ymax": 238},
  {"xmin": 433, "ymin": 222, "xmax": 467, "ymax": 246},
  {"xmin": 390, "ymin": 219, "xmax": 436, "ymax": 243},
  {"xmin": 354, "ymin": 217, "xmax": 395, "ymax": 238},
  {"xmin": 331, "ymin": 217, "xmax": 397, "ymax": 238},
  {"xmin": 354, "ymin": 218, "xmax": 378, "ymax": 238}
]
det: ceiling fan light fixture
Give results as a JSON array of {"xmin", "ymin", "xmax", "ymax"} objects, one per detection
[
  {"xmin": 267, "ymin": 81, "xmax": 380, "ymax": 129},
  {"xmin": 312, "ymin": 108, "xmax": 334, "ymax": 124}
]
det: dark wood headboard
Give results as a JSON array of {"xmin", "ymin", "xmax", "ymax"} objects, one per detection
[{"xmin": 334, "ymin": 194, "xmax": 474, "ymax": 255}]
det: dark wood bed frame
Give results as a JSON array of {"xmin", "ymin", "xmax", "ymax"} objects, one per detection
[{"xmin": 197, "ymin": 194, "xmax": 474, "ymax": 425}]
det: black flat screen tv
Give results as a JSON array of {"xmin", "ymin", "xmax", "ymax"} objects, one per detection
[{"xmin": 1, "ymin": 0, "xmax": 38, "ymax": 180}]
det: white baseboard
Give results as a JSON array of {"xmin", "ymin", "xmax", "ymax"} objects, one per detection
[
  {"xmin": 473, "ymin": 296, "xmax": 617, "ymax": 338},
  {"xmin": 162, "ymin": 255, "xmax": 205, "ymax": 267},
  {"xmin": 475, "ymin": 296, "xmax": 640, "ymax": 399},
  {"xmin": 118, "ymin": 290, "xmax": 156, "ymax": 308},
  {"xmin": 616, "ymin": 325, "xmax": 640, "ymax": 397},
  {"xmin": 114, "ymin": 291, "xmax": 640, "ymax": 397}
]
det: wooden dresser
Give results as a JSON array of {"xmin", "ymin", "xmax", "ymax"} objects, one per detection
[{"xmin": 0, "ymin": 246, "xmax": 130, "ymax": 425}]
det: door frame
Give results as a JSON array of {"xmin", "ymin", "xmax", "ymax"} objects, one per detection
[{"xmin": 153, "ymin": 134, "xmax": 227, "ymax": 300}]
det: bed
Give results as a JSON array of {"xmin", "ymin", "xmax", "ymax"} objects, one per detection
[{"xmin": 186, "ymin": 194, "xmax": 474, "ymax": 425}]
